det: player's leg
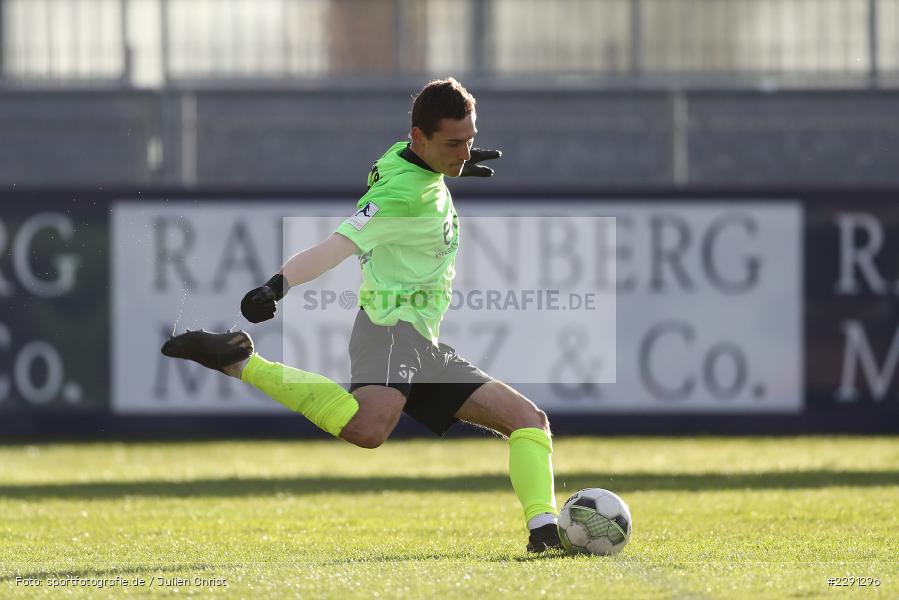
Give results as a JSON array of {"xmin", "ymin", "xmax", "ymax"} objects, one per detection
[
  {"xmin": 237, "ymin": 350, "xmax": 362, "ymax": 438},
  {"xmin": 453, "ymin": 380, "xmax": 560, "ymax": 552},
  {"xmin": 162, "ymin": 330, "xmax": 361, "ymax": 438},
  {"xmin": 339, "ymin": 309, "xmax": 428, "ymax": 447},
  {"xmin": 161, "ymin": 329, "xmax": 407, "ymax": 447},
  {"xmin": 453, "ymin": 380, "xmax": 549, "ymax": 436},
  {"xmin": 339, "ymin": 385, "xmax": 407, "ymax": 449},
  {"xmin": 161, "ymin": 309, "xmax": 416, "ymax": 447},
  {"xmin": 405, "ymin": 343, "xmax": 560, "ymax": 552}
]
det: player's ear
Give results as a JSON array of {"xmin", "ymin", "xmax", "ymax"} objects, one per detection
[{"xmin": 411, "ymin": 126, "xmax": 427, "ymax": 145}]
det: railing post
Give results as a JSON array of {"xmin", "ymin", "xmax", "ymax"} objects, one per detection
[
  {"xmin": 160, "ymin": 0, "xmax": 171, "ymax": 84},
  {"xmin": 395, "ymin": 0, "xmax": 407, "ymax": 74},
  {"xmin": 471, "ymin": 0, "xmax": 489, "ymax": 76},
  {"xmin": 671, "ymin": 91, "xmax": 688, "ymax": 187},
  {"xmin": 181, "ymin": 92, "xmax": 198, "ymax": 187},
  {"xmin": 0, "ymin": 0, "xmax": 5, "ymax": 79},
  {"xmin": 867, "ymin": 0, "xmax": 879, "ymax": 88},
  {"xmin": 630, "ymin": 0, "xmax": 642, "ymax": 79},
  {"xmin": 120, "ymin": 0, "xmax": 133, "ymax": 86}
]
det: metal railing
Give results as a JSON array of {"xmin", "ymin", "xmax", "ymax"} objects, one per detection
[{"xmin": 0, "ymin": 0, "xmax": 897, "ymax": 88}]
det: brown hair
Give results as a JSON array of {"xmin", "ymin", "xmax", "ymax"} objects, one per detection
[{"xmin": 411, "ymin": 77, "xmax": 476, "ymax": 138}]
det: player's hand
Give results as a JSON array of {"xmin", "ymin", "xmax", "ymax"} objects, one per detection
[
  {"xmin": 460, "ymin": 148, "xmax": 502, "ymax": 177},
  {"xmin": 241, "ymin": 286, "xmax": 277, "ymax": 323},
  {"xmin": 241, "ymin": 274, "xmax": 288, "ymax": 324}
]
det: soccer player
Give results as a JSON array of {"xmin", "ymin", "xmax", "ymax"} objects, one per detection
[{"xmin": 161, "ymin": 78, "xmax": 561, "ymax": 552}]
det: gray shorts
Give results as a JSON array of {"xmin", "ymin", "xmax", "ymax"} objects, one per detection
[{"xmin": 347, "ymin": 308, "xmax": 492, "ymax": 435}]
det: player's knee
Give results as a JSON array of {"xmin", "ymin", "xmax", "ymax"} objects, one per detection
[
  {"xmin": 506, "ymin": 401, "xmax": 549, "ymax": 436},
  {"xmin": 341, "ymin": 421, "xmax": 391, "ymax": 449},
  {"xmin": 343, "ymin": 428, "xmax": 385, "ymax": 449},
  {"xmin": 524, "ymin": 407, "xmax": 550, "ymax": 434},
  {"xmin": 355, "ymin": 433, "xmax": 386, "ymax": 449},
  {"xmin": 535, "ymin": 408, "xmax": 551, "ymax": 434}
]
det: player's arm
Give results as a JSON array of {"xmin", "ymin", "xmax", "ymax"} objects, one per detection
[
  {"xmin": 240, "ymin": 233, "xmax": 357, "ymax": 324},
  {"xmin": 280, "ymin": 233, "xmax": 358, "ymax": 287}
]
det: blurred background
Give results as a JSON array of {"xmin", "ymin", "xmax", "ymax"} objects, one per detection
[
  {"xmin": 1, "ymin": 0, "xmax": 898, "ymax": 436},
  {"xmin": 1, "ymin": 0, "xmax": 898, "ymax": 187}
]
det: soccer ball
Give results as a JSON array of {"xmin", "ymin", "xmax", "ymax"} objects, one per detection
[{"xmin": 557, "ymin": 488, "xmax": 632, "ymax": 555}]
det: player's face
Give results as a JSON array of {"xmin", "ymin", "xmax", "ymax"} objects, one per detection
[{"xmin": 415, "ymin": 114, "xmax": 477, "ymax": 177}]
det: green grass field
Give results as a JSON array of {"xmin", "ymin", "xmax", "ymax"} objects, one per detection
[{"xmin": 1, "ymin": 436, "xmax": 896, "ymax": 599}]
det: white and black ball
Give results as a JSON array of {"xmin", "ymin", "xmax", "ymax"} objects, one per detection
[{"xmin": 557, "ymin": 488, "xmax": 632, "ymax": 555}]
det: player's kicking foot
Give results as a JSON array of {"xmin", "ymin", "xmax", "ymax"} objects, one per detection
[
  {"xmin": 526, "ymin": 523, "xmax": 563, "ymax": 553},
  {"xmin": 161, "ymin": 329, "xmax": 254, "ymax": 376}
]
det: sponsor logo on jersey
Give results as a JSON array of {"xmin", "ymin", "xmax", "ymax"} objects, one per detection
[{"xmin": 345, "ymin": 202, "xmax": 380, "ymax": 230}]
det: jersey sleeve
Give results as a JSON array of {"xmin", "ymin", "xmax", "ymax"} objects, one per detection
[{"xmin": 335, "ymin": 178, "xmax": 414, "ymax": 253}]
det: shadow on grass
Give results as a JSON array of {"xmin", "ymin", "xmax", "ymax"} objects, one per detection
[
  {"xmin": 0, "ymin": 470, "xmax": 896, "ymax": 500},
  {"xmin": 314, "ymin": 551, "xmax": 567, "ymax": 565},
  {"xmin": 0, "ymin": 563, "xmax": 224, "ymax": 583}
]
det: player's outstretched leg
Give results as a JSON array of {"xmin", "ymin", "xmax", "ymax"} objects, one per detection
[{"xmin": 161, "ymin": 330, "xmax": 359, "ymax": 438}]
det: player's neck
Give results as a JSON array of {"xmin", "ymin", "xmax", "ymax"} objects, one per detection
[{"xmin": 405, "ymin": 143, "xmax": 437, "ymax": 173}]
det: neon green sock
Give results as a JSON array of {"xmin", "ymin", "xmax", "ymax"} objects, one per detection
[
  {"xmin": 240, "ymin": 353, "xmax": 359, "ymax": 438},
  {"xmin": 508, "ymin": 427, "xmax": 557, "ymax": 527}
]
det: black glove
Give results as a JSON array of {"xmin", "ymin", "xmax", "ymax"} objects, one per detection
[
  {"xmin": 460, "ymin": 148, "xmax": 502, "ymax": 177},
  {"xmin": 241, "ymin": 273, "xmax": 289, "ymax": 324}
]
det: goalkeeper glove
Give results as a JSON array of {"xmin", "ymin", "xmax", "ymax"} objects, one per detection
[
  {"xmin": 460, "ymin": 148, "xmax": 502, "ymax": 177},
  {"xmin": 241, "ymin": 273, "xmax": 288, "ymax": 323}
]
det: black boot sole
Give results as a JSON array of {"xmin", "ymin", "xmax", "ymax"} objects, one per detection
[{"xmin": 161, "ymin": 330, "xmax": 254, "ymax": 373}]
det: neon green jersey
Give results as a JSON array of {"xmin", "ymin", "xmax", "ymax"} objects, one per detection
[{"xmin": 336, "ymin": 141, "xmax": 459, "ymax": 344}]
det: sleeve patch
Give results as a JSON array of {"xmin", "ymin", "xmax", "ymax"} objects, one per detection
[{"xmin": 344, "ymin": 202, "xmax": 381, "ymax": 230}]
